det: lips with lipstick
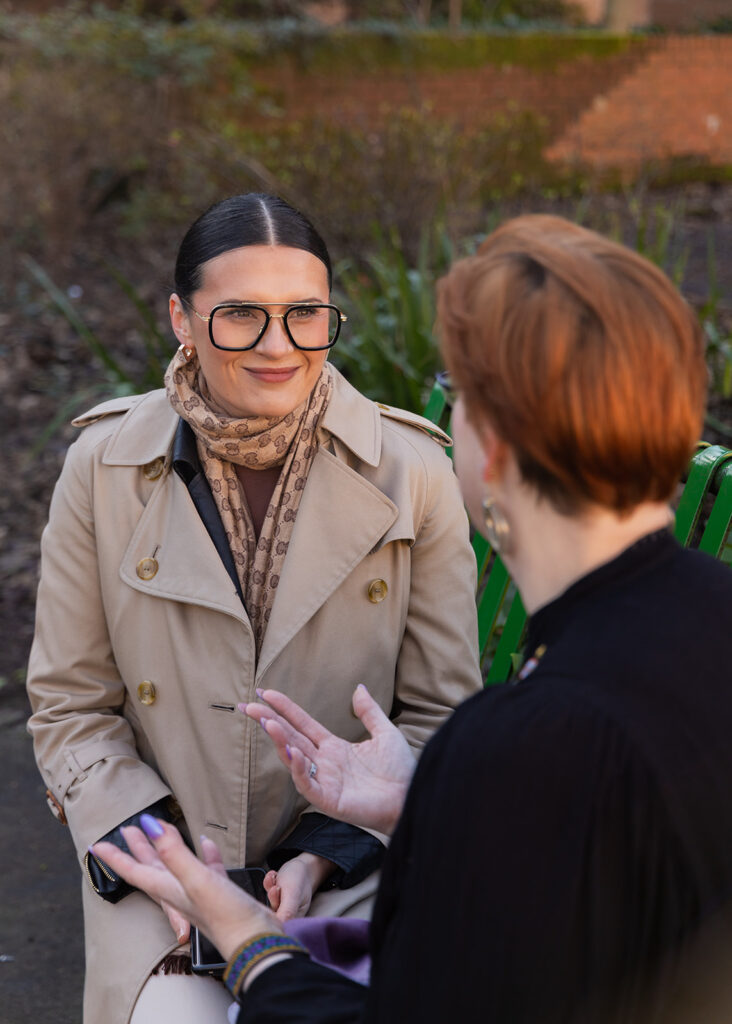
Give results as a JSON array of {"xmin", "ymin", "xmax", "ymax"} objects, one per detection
[{"xmin": 245, "ymin": 366, "xmax": 301, "ymax": 384}]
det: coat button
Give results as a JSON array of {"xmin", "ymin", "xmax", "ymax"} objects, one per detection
[
  {"xmin": 137, "ymin": 681, "xmax": 157, "ymax": 706},
  {"xmin": 142, "ymin": 457, "xmax": 164, "ymax": 481},
  {"xmin": 136, "ymin": 557, "xmax": 158, "ymax": 580},
  {"xmin": 367, "ymin": 579, "xmax": 388, "ymax": 603}
]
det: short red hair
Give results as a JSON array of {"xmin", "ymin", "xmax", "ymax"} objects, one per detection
[{"xmin": 437, "ymin": 215, "xmax": 707, "ymax": 513}]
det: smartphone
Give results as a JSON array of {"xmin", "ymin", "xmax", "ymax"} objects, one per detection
[{"xmin": 190, "ymin": 867, "xmax": 268, "ymax": 976}]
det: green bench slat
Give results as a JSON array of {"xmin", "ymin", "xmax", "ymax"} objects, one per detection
[
  {"xmin": 673, "ymin": 444, "xmax": 732, "ymax": 546},
  {"xmin": 698, "ymin": 459, "xmax": 732, "ymax": 559}
]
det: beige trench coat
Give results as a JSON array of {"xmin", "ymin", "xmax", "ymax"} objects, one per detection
[{"xmin": 27, "ymin": 366, "xmax": 481, "ymax": 1024}]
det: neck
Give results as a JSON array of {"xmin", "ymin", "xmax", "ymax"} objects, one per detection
[{"xmin": 502, "ymin": 484, "xmax": 672, "ymax": 616}]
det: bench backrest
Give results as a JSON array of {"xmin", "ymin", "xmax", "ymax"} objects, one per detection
[{"xmin": 423, "ymin": 380, "xmax": 732, "ymax": 684}]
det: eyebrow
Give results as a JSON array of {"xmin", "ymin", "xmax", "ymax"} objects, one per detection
[{"xmin": 217, "ymin": 297, "xmax": 326, "ymax": 306}]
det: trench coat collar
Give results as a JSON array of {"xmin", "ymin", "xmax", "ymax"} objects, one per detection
[
  {"xmin": 319, "ymin": 365, "xmax": 382, "ymax": 467},
  {"xmin": 95, "ymin": 391, "xmax": 178, "ymax": 467},
  {"xmin": 94, "ymin": 365, "xmax": 382, "ymax": 468}
]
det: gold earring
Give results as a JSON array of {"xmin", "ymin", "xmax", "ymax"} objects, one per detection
[
  {"xmin": 177, "ymin": 343, "xmax": 194, "ymax": 362},
  {"xmin": 481, "ymin": 494, "xmax": 512, "ymax": 555}
]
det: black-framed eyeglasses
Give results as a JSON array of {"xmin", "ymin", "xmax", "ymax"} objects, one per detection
[{"xmin": 184, "ymin": 300, "xmax": 347, "ymax": 352}]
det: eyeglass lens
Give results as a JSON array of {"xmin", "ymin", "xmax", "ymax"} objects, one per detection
[{"xmin": 212, "ymin": 305, "xmax": 339, "ymax": 350}]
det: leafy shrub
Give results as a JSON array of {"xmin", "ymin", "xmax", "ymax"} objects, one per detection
[
  {"xmin": 223, "ymin": 104, "xmax": 557, "ymax": 260},
  {"xmin": 331, "ymin": 227, "xmax": 451, "ymax": 409},
  {"xmin": 346, "ymin": 0, "xmax": 584, "ymax": 26},
  {"xmin": 0, "ymin": 6, "xmax": 253, "ymax": 273}
]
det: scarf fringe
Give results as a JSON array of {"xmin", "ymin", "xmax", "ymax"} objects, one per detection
[{"xmin": 153, "ymin": 953, "xmax": 193, "ymax": 975}]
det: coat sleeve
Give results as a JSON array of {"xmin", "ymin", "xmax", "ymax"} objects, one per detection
[
  {"xmin": 26, "ymin": 426, "xmax": 172, "ymax": 866},
  {"xmin": 390, "ymin": 437, "xmax": 482, "ymax": 752}
]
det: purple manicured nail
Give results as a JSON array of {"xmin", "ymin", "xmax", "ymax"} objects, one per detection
[
  {"xmin": 260, "ymin": 719, "xmax": 268, "ymax": 733},
  {"xmin": 87, "ymin": 845, "xmax": 96, "ymax": 856},
  {"xmin": 140, "ymin": 813, "xmax": 165, "ymax": 840},
  {"xmin": 255, "ymin": 688, "xmax": 264, "ymax": 698},
  {"xmin": 285, "ymin": 744, "xmax": 292, "ymax": 762}
]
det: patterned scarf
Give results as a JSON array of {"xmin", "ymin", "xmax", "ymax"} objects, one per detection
[{"xmin": 164, "ymin": 349, "xmax": 333, "ymax": 654}]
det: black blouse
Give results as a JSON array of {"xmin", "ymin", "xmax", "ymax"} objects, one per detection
[{"xmin": 241, "ymin": 530, "xmax": 732, "ymax": 1023}]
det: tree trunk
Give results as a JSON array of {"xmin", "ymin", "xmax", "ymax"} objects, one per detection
[
  {"xmin": 417, "ymin": 0, "xmax": 432, "ymax": 24},
  {"xmin": 605, "ymin": 0, "xmax": 650, "ymax": 32},
  {"xmin": 448, "ymin": 0, "xmax": 462, "ymax": 30}
]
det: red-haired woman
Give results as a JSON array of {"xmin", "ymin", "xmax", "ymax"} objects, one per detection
[{"xmin": 94, "ymin": 215, "xmax": 732, "ymax": 1024}]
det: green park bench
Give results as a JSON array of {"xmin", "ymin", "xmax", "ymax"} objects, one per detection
[{"xmin": 423, "ymin": 377, "xmax": 732, "ymax": 685}]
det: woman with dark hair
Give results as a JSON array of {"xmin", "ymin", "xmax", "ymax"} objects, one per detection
[
  {"xmin": 96, "ymin": 214, "xmax": 732, "ymax": 1024},
  {"xmin": 26, "ymin": 193, "xmax": 482, "ymax": 1024}
]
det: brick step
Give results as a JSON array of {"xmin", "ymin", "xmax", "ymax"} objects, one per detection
[{"xmin": 546, "ymin": 36, "xmax": 732, "ymax": 169}]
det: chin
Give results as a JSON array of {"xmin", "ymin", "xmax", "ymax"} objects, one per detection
[{"xmin": 236, "ymin": 395, "xmax": 304, "ymax": 420}]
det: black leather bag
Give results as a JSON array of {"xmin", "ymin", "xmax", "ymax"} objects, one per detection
[{"xmin": 85, "ymin": 797, "xmax": 178, "ymax": 904}]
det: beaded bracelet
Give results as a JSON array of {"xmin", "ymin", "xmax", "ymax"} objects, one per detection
[{"xmin": 223, "ymin": 933, "xmax": 309, "ymax": 998}]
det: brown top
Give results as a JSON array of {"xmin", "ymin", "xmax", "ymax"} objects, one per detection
[{"xmin": 234, "ymin": 464, "xmax": 281, "ymax": 539}]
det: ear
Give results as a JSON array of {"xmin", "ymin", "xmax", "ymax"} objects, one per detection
[
  {"xmin": 169, "ymin": 294, "xmax": 195, "ymax": 351},
  {"xmin": 480, "ymin": 422, "xmax": 510, "ymax": 484}
]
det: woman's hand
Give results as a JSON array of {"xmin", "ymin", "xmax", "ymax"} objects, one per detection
[
  {"xmin": 161, "ymin": 898, "xmax": 191, "ymax": 946},
  {"xmin": 92, "ymin": 819, "xmax": 282, "ymax": 961},
  {"xmin": 264, "ymin": 852, "xmax": 335, "ymax": 922},
  {"xmin": 243, "ymin": 684, "xmax": 415, "ymax": 836}
]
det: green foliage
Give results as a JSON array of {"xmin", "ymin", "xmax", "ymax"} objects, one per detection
[
  {"xmin": 628, "ymin": 198, "xmax": 689, "ymax": 285},
  {"xmin": 347, "ymin": 0, "xmax": 584, "ymax": 27},
  {"xmin": 263, "ymin": 28, "xmax": 639, "ymax": 74},
  {"xmin": 704, "ymin": 16, "xmax": 732, "ymax": 33},
  {"xmin": 225, "ymin": 105, "xmax": 561, "ymax": 260},
  {"xmin": 698, "ymin": 238, "xmax": 732, "ymax": 405},
  {"xmin": 331, "ymin": 228, "xmax": 449, "ymax": 410},
  {"xmin": 582, "ymin": 197, "xmax": 690, "ymax": 285},
  {"xmin": 0, "ymin": 6, "xmax": 254, "ymax": 268},
  {"xmin": 0, "ymin": 4, "xmax": 220, "ymax": 83},
  {"xmin": 23, "ymin": 255, "xmax": 170, "ymax": 396}
]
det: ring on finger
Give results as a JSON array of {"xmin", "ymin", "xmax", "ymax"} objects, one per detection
[{"xmin": 309, "ymin": 761, "xmax": 318, "ymax": 779}]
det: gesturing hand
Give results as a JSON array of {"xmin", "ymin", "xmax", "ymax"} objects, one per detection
[
  {"xmin": 92, "ymin": 819, "xmax": 282, "ymax": 962},
  {"xmin": 242, "ymin": 684, "xmax": 415, "ymax": 836}
]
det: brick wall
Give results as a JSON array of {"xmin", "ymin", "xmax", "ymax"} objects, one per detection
[
  {"xmin": 650, "ymin": 0, "xmax": 732, "ymax": 29},
  {"xmin": 252, "ymin": 36, "xmax": 732, "ymax": 172},
  {"xmin": 251, "ymin": 43, "xmax": 656, "ymax": 139},
  {"xmin": 546, "ymin": 36, "xmax": 732, "ymax": 168},
  {"xmin": 575, "ymin": 0, "xmax": 731, "ymax": 28}
]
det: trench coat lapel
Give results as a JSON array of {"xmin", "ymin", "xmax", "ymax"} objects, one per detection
[
  {"xmin": 101, "ymin": 390, "xmax": 247, "ymax": 624},
  {"xmin": 119, "ymin": 471, "xmax": 248, "ymax": 624},
  {"xmin": 257, "ymin": 446, "xmax": 398, "ymax": 680}
]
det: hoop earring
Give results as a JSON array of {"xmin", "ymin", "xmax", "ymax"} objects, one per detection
[
  {"xmin": 481, "ymin": 494, "xmax": 512, "ymax": 555},
  {"xmin": 177, "ymin": 343, "xmax": 195, "ymax": 363}
]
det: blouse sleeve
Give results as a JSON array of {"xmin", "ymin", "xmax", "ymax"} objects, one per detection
[{"xmin": 238, "ymin": 957, "xmax": 366, "ymax": 1024}]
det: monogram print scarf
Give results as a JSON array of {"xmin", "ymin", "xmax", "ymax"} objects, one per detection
[{"xmin": 165, "ymin": 348, "xmax": 334, "ymax": 654}]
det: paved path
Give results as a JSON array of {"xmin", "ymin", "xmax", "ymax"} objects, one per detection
[{"xmin": 1, "ymin": 683, "xmax": 83, "ymax": 1023}]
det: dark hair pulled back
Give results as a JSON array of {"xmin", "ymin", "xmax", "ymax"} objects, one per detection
[{"xmin": 174, "ymin": 193, "xmax": 332, "ymax": 302}]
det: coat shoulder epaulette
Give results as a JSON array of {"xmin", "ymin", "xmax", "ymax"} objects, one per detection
[
  {"xmin": 374, "ymin": 401, "xmax": 452, "ymax": 448},
  {"xmin": 71, "ymin": 393, "xmax": 145, "ymax": 429}
]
